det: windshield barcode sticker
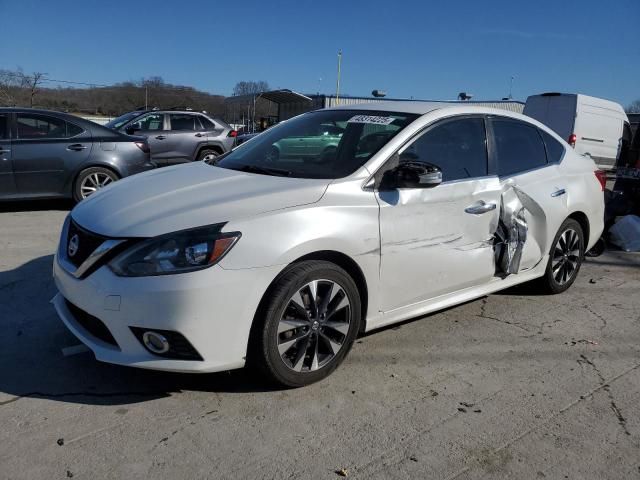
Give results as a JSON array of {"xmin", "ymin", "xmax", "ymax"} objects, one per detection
[{"xmin": 347, "ymin": 115, "xmax": 395, "ymax": 125}]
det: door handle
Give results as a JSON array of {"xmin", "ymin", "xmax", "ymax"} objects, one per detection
[
  {"xmin": 67, "ymin": 144, "xmax": 87, "ymax": 151},
  {"xmin": 195, "ymin": 133, "xmax": 207, "ymax": 137},
  {"xmin": 155, "ymin": 135, "xmax": 167, "ymax": 140},
  {"xmin": 551, "ymin": 189, "xmax": 566, "ymax": 197},
  {"xmin": 465, "ymin": 201, "xmax": 497, "ymax": 215}
]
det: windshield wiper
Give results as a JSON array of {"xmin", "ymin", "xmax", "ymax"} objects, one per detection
[{"xmin": 235, "ymin": 164, "xmax": 292, "ymax": 177}]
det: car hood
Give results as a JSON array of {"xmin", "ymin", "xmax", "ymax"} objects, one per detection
[{"xmin": 71, "ymin": 162, "xmax": 330, "ymax": 237}]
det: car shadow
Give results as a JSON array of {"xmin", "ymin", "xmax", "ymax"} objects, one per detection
[
  {"xmin": 0, "ymin": 199, "xmax": 74, "ymax": 213},
  {"xmin": 0, "ymin": 254, "xmax": 281, "ymax": 407}
]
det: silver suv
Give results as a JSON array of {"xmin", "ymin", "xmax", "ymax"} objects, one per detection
[{"xmin": 105, "ymin": 109, "xmax": 236, "ymax": 166}]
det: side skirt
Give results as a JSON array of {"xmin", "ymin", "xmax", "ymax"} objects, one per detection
[{"xmin": 364, "ymin": 255, "xmax": 549, "ymax": 332}]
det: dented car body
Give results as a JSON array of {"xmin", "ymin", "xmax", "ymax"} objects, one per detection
[{"xmin": 52, "ymin": 102, "xmax": 604, "ymax": 386}]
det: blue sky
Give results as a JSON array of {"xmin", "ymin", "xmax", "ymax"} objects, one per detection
[{"xmin": 1, "ymin": 0, "xmax": 638, "ymax": 106}]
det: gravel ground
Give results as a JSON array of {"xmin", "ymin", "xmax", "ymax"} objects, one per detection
[{"xmin": 1, "ymin": 201, "xmax": 639, "ymax": 480}]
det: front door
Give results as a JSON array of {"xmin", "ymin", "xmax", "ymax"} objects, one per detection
[
  {"xmin": 164, "ymin": 113, "xmax": 201, "ymax": 165},
  {"xmin": 127, "ymin": 113, "xmax": 170, "ymax": 165},
  {"xmin": 0, "ymin": 113, "xmax": 15, "ymax": 197},
  {"xmin": 377, "ymin": 116, "xmax": 500, "ymax": 312}
]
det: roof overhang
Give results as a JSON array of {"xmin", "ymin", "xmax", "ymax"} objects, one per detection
[{"xmin": 225, "ymin": 89, "xmax": 313, "ymax": 105}]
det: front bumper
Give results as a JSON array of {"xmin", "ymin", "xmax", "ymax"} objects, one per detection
[{"xmin": 53, "ymin": 255, "xmax": 281, "ymax": 373}]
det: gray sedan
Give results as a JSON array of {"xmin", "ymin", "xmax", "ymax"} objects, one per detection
[{"xmin": 0, "ymin": 108, "xmax": 155, "ymax": 202}]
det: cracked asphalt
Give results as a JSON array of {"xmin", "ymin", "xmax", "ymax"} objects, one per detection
[{"xmin": 1, "ymin": 201, "xmax": 640, "ymax": 479}]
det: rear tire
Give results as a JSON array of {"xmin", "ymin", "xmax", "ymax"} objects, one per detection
[
  {"xmin": 73, "ymin": 167, "xmax": 118, "ymax": 202},
  {"xmin": 250, "ymin": 260, "xmax": 361, "ymax": 387},
  {"xmin": 197, "ymin": 148, "xmax": 220, "ymax": 162},
  {"xmin": 539, "ymin": 218, "xmax": 584, "ymax": 294}
]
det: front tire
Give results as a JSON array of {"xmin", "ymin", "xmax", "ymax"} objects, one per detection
[
  {"xmin": 540, "ymin": 219, "xmax": 584, "ymax": 294},
  {"xmin": 250, "ymin": 261, "xmax": 361, "ymax": 387},
  {"xmin": 73, "ymin": 167, "xmax": 118, "ymax": 202}
]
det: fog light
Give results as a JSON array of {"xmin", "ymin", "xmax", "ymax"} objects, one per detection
[{"xmin": 142, "ymin": 331, "xmax": 170, "ymax": 354}]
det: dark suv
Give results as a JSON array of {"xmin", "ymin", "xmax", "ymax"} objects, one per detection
[{"xmin": 105, "ymin": 109, "xmax": 236, "ymax": 166}]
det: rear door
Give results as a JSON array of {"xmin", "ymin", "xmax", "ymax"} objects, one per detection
[
  {"xmin": 12, "ymin": 113, "xmax": 91, "ymax": 196},
  {"xmin": 489, "ymin": 117, "xmax": 569, "ymax": 270},
  {"xmin": 0, "ymin": 112, "xmax": 16, "ymax": 197}
]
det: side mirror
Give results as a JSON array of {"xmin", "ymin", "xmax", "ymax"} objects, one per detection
[{"xmin": 387, "ymin": 161, "xmax": 442, "ymax": 189}]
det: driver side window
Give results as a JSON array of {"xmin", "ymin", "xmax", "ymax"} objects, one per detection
[
  {"xmin": 133, "ymin": 113, "xmax": 164, "ymax": 131},
  {"xmin": 403, "ymin": 117, "xmax": 488, "ymax": 182}
]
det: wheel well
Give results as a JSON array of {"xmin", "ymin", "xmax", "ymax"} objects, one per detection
[
  {"xmin": 196, "ymin": 145, "xmax": 223, "ymax": 158},
  {"xmin": 71, "ymin": 164, "xmax": 120, "ymax": 194},
  {"xmin": 252, "ymin": 251, "xmax": 369, "ymax": 336},
  {"xmin": 568, "ymin": 211, "xmax": 590, "ymax": 244}
]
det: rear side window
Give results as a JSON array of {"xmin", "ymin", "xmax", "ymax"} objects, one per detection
[
  {"xmin": 169, "ymin": 114, "xmax": 197, "ymax": 131},
  {"xmin": 540, "ymin": 130, "xmax": 565, "ymax": 163},
  {"xmin": 493, "ymin": 119, "xmax": 547, "ymax": 176},
  {"xmin": 198, "ymin": 115, "xmax": 217, "ymax": 130},
  {"xmin": 403, "ymin": 117, "xmax": 488, "ymax": 181},
  {"xmin": 16, "ymin": 114, "xmax": 83, "ymax": 139}
]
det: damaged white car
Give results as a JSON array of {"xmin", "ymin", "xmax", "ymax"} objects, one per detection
[{"xmin": 52, "ymin": 102, "xmax": 605, "ymax": 386}]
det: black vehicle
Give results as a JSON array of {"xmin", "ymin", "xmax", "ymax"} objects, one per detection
[
  {"xmin": 105, "ymin": 109, "xmax": 236, "ymax": 166},
  {"xmin": 0, "ymin": 108, "xmax": 154, "ymax": 202}
]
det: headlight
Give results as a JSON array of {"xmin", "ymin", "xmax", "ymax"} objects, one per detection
[{"xmin": 108, "ymin": 225, "xmax": 240, "ymax": 277}]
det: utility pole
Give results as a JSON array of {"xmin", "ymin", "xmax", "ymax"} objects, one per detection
[
  {"xmin": 145, "ymin": 85, "xmax": 148, "ymax": 109},
  {"xmin": 335, "ymin": 50, "xmax": 342, "ymax": 105},
  {"xmin": 508, "ymin": 75, "xmax": 515, "ymax": 100}
]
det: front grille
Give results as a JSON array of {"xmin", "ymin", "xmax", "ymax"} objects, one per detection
[
  {"xmin": 129, "ymin": 327, "xmax": 203, "ymax": 361},
  {"xmin": 65, "ymin": 299, "xmax": 119, "ymax": 348},
  {"xmin": 66, "ymin": 220, "xmax": 108, "ymax": 268}
]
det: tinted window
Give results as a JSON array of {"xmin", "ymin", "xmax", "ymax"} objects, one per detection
[
  {"xmin": 403, "ymin": 118, "xmax": 488, "ymax": 181},
  {"xmin": 169, "ymin": 114, "xmax": 197, "ymax": 131},
  {"xmin": 540, "ymin": 129, "xmax": 565, "ymax": 164},
  {"xmin": 132, "ymin": 113, "xmax": 164, "ymax": 131},
  {"xmin": 0, "ymin": 115, "xmax": 7, "ymax": 139},
  {"xmin": 17, "ymin": 114, "xmax": 75, "ymax": 139},
  {"xmin": 493, "ymin": 119, "xmax": 547, "ymax": 176}
]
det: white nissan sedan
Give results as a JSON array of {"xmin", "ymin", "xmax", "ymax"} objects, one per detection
[{"xmin": 52, "ymin": 102, "xmax": 605, "ymax": 386}]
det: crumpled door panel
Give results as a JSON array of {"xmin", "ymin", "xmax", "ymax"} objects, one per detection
[{"xmin": 494, "ymin": 185, "xmax": 546, "ymax": 277}]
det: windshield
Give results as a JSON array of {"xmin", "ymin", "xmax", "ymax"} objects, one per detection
[
  {"xmin": 105, "ymin": 111, "xmax": 143, "ymax": 130},
  {"xmin": 216, "ymin": 110, "xmax": 418, "ymax": 179}
]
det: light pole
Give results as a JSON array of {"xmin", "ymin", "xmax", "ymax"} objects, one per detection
[
  {"xmin": 335, "ymin": 50, "xmax": 342, "ymax": 105},
  {"xmin": 508, "ymin": 75, "xmax": 515, "ymax": 100}
]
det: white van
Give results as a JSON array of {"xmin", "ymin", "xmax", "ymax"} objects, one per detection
[{"xmin": 524, "ymin": 93, "xmax": 631, "ymax": 170}]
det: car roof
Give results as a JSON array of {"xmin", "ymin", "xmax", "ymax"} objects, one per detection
[
  {"xmin": 0, "ymin": 107, "xmax": 130, "ymax": 139},
  {"xmin": 326, "ymin": 101, "xmax": 447, "ymax": 115}
]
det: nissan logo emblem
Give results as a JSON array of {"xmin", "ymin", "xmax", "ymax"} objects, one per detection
[{"xmin": 68, "ymin": 234, "xmax": 80, "ymax": 257}]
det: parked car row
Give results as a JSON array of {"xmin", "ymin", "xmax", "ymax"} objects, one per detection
[
  {"xmin": 0, "ymin": 108, "xmax": 154, "ymax": 201},
  {"xmin": 0, "ymin": 107, "xmax": 238, "ymax": 202}
]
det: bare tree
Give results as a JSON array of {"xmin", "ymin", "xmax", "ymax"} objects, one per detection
[
  {"xmin": 232, "ymin": 81, "xmax": 270, "ymax": 96},
  {"xmin": 0, "ymin": 69, "xmax": 22, "ymax": 105},
  {"xmin": 19, "ymin": 71, "xmax": 46, "ymax": 107},
  {"xmin": 626, "ymin": 99, "xmax": 640, "ymax": 113}
]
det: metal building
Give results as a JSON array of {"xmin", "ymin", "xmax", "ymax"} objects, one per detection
[{"xmin": 225, "ymin": 89, "xmax": 525, "ymax": 131}]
